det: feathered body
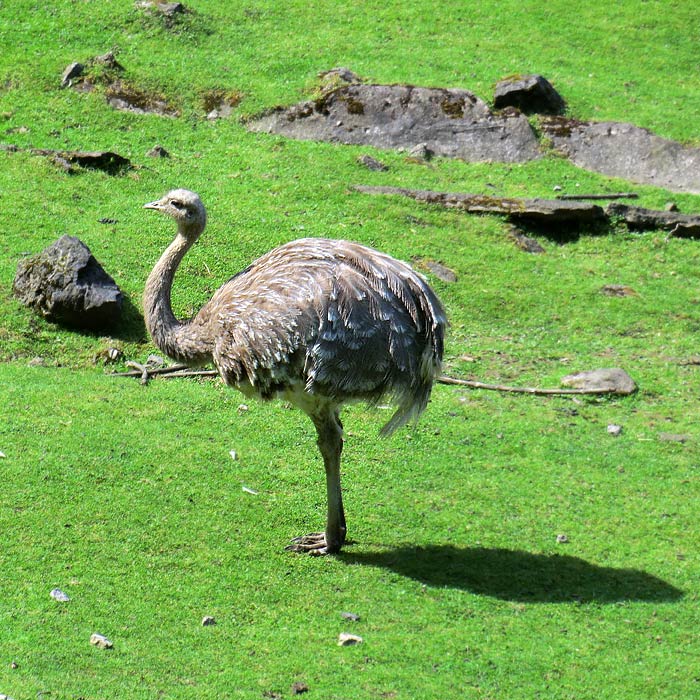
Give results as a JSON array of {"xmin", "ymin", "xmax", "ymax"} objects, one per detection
[{"xmin": 143, "ymin": 189, "xmax": 446, "ymax": 554}]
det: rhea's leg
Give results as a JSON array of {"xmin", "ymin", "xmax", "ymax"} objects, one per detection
[{"xmin": 287, "ymin": 407, "xmax": 346, "ymax": 555}]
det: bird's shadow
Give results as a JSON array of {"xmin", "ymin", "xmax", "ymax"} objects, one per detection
[{"xmin": 341, "ymin": 544, "xmax": 683, "ymax": 603}]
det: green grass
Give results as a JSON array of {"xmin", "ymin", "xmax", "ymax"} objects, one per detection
[{"xmin": 1, "ymin": 1, "xmax": 700, "ymax": 698}]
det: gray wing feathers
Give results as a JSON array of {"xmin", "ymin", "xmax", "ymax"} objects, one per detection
[{"xmin": 206, "ymin": 239, "xmax": 446, "ymax": 434}]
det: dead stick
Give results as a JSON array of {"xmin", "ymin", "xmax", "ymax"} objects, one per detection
[
  {"xmin": 159, "ymin": 369, "xmax": 219, "ymax": 379},
  {"xmin": 111, "ymin": 367, "xmax": 613, "ymax": 395},
  {"xmin": 437, "ymin": 375, "xmax": 612, "ymax": 395},
  {"xmin": 556, "ymin": 193, "xmax": 638, "ymax": 201}
]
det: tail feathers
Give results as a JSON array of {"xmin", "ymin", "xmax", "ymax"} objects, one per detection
[{"xmin": 379, "ymin": 373, "xmax": 435, "ymax": 437}]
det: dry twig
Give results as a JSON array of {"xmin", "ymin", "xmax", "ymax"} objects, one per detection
[{"xmin": 113, "ymin": 365, "xmax": 616, "ymax": 395}]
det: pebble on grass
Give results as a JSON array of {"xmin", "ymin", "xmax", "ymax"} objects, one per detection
[
  {"xmin": 338, "ymin": 632, "xmax": 363, "ymax": 646},
  {"xmin": 50, "ymin": 588, "xmax": 71, "ymax": 602},
  {"xmin": 90, "ymin": 633, "xmax": 113, "ymax": 649}
]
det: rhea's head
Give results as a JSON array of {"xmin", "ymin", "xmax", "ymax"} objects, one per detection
[{"xmin": 143, "ymin": 189, "xmax": 207, "ymax": 238}]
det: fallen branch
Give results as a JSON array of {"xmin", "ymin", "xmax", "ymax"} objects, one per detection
[
  {"xmin": 556, "ymin": 192, "xmax": 638, "ymax": 201},
  {"xmin": 111, "ymin": 364, "xmax": 619, "ymax": 396},
  {"xmin": 436, "ymin": 375, "xmax": 611, "ymax": 395},
  {"xmin": 113, "ymin": 363, "xmax": 218, "ymax": 382}
]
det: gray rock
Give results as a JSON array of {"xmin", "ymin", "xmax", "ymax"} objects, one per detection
[
  {"xmin": 357, "ymin": 154, "xmax": 388, "ymax": 171},
  {"xmin": 90, "ymin": 633, "xmax": 113, "ymax": 649},
  {"xmin": 13, "ymin": 235, "xmax": 123, "ymax": 330},
  {"xmin": 93, "ymin": 51, "xmax": 123, "ymax": 71},
  {"xmin": 560, "ymin": 368, "xmax": 637, "ymax": 395},
  {"xmin": 318, "ymin": 67, "xmax": 363, "ymax": 85},
  {"xmin": 605, "ymin": 203, "xmax": 700, "ymax": 237},
  {"xmin": 60, "ymin": 62, "xmax": 84, "ymax": 88},
  {"xmin": 337, "ymin": 632, "xmax": 363, "ymax": 646},
  {"xmin": 540, "ymin": 117, "xmax": 700, "ymax": 195},
  {"xmin": 147, "ymin": 144, "xmax": 170, "ymax": 158},
  {"xmin": 407, "ymin": 142, "xmax": 434, "ymax": 160},
  {"xmin": 248, "ymin": 84, "xmax": 541, "ymax": 164},
  {"xmin": 50, "ymin": 588, "xmax": 71, "ymax": 602},
  {"xmin": 136, "ymin": 0, "xmax": 185, "ymax": 15},
  {"xmin": 420, "ymin": 259, "xmax": 458, "ymax": 283},
  {"xmin": 658, "ymin": 432, "xmax": 689, "ymax": 444},
  {"xmin": 494, "ymin": 75, "xmax": 565, "ymax": 114}
]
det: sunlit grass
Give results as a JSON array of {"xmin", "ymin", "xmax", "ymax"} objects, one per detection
[{"xmin": 1, "ymin": 1, "xmax": 699, "ymax": 698}]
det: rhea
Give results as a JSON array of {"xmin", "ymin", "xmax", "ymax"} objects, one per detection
[{"xmin": 143, "ymin": 189, "xmax": 446, "ymax": 554}]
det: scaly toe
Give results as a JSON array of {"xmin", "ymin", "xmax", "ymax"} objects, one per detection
[{"xmin": 285, "ymin": 532, "xmax": 329, "ymax": 554}]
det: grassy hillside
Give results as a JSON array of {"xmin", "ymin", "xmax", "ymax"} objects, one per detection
[{"xmin": 1, "ymin": 1, "xmax": 699, "ymax": 699}]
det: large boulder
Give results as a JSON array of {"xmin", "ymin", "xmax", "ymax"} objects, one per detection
[
  {"xmin": 13, "ymin": 235, "xmax": 123, "ymax": 330},
  {"xmin": 248, "ymin": 84, "xmax": 541, "ymax": 164}
]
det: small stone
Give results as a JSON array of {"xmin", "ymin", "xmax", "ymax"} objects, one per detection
[
  {"xmin": 50, "ymin": 588, "xmax": 71, "ymax": 602},
  {"xmin": 556, "ymin": 534, "xmax": 569, "ymax": 544},
  {"xmin": 407, "ymin": 142, "xmax": 433, "ymax": 160},
  {"xmin": 607, "ymin": 424, "xmax": 623, "ymax": 437},
  {"xmin": 291, "ymin": 682, "xmax": 309, "ymax": 695},
  {"xmin": 93, "ymin": 51, "xmax": 123, "ymax": 71},
  {"xmin": 494, "ymin": 74, "xmax": 565, "ymax": 115},
  {"xmin": 318, "ymin": 67, "xmax": 363, "ymax": 85},
  {"xmin": 338, "ymin": 632, "xmax": 363, "ymax": 646},
  {"xmin": 658, "ymin": 432, "xmax": 689, "ymax": 444},
  {"xmin": 665, "ymin": 202, "xmax": 679, "ymax": 212},
  {"xmin": 147, "ymin": 144, "xmax": 170, "ymax": 158},
  {"xmin": 61, "ymin": 62, "xmax": 84, "ymax": 88},
  {"xmin": 508, "ymin": 227, "xmax": 546, "ymax": 254},
  {"xmin": 560, "ymin": 368, "xmax": 637, "ymax": 395},
  {"xmin": 357, "ymin": 154, "xmax": 388, "ymax": 171},
  {"xmin": 90, "ymin": 633, "xmax": 113, "ymax": 649},
  {"xmin": 601, "ymin": 284, "xmax": 637, "ymax": 297},
  {"xmin": 421, "ymin": 260, "xmax": 458, "ymax": 283},
  {"xmin": 229, "ymin": 450, "xmax": 238, "ymax": 461},
  {"xmin": 158, "ymin": 1, "xmax": 185, "ymax": 15},
  {"xmin": 0, "ymin": 451, "xmax": 5, "ymax": 459},
  {"xmin": 340, "ymin": 611, "xmax": 360, "ymax": 622},
  {"xmin": 201, "ymin": 616, "xmax": 216, "ymax": 626},
  {"xmin": 10, "ymin": 661, "xmax": 18, "ymax": 669}
]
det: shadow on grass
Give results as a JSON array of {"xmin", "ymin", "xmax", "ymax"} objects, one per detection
[{"xmin": 341, "ymin": 545, "xmax": 683, "ymax": 603}]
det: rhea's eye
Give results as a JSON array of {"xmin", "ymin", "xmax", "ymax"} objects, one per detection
[{"xmin": 170, "ymin": 199, "xmax": 184, "ymax": 209}]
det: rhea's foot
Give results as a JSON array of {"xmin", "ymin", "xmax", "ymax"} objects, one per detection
[{"xmin": 285, "ymin": 532, "xmax": 341, "ymax": 556}]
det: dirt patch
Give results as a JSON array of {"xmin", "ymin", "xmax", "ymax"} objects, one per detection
[
  {"xmin": 201, "ymin": 89, "xmax": 244, "ymax": 119},
  {"xmin": 106, "ymin": 80, "xmax": 180, "ymax": 117},
  {"xmin": 30, "ymin": 149, "xmax": 132, "ymax": 175}
]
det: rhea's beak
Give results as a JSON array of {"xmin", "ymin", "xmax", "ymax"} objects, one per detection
[{"xmin": 143, "ymin": 200, "xmax": 162, "ymax": 210}]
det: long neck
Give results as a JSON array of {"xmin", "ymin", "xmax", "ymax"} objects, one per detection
[{"xmin": 144, "ymin": 222, "xmax": 209, "ymax": 364}]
